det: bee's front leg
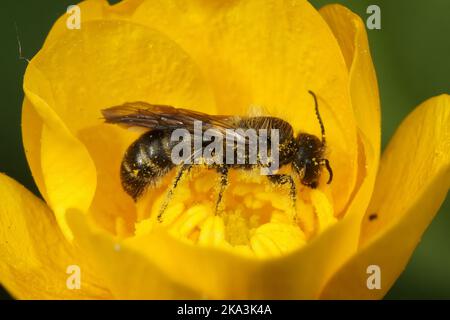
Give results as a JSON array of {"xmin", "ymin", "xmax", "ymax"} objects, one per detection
[{"xmin": 215, "ymin": 165, "xmax": 229, "ymax": 214}]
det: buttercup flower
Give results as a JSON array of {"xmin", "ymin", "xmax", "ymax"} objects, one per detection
[{"xmin": 1, "ymin": 0, "xmax": 448, "ymax": 299}]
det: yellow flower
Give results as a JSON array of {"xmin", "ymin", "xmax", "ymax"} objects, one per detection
[{"xmin": 1, "ymin": 0, "xmax": 449, "ymax": 299}]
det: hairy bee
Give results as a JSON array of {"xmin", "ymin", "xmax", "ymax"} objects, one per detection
[{"xmin": 102, "ymin": 91, "xmax": 332, "ymax": 221}]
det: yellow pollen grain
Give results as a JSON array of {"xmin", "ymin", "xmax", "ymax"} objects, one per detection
[
  {"xmin": 248, "ymin": 213, "xmax": 263, "ymax": 229},
  {"xmin": 223, "ymin": 210, "xmax": 250, "ymax": 246}
]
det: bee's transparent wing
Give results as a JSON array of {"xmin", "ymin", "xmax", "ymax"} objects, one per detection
[{"xmin": 102, "ymin": 101, "xmax": 249, "ymax": 146}]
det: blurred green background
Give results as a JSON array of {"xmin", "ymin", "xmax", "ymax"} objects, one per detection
[{"xmin": 0, "ymin": 0, "xmax": 448, "ymax": 299}]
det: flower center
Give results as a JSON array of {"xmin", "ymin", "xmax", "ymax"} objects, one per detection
[{"xmin": 133, "ymin": 168, "xmax": 336, "ymax": 258}]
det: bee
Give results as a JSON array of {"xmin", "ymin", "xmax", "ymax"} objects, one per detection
[{"xmin": 102, "ymin": 91, "xmax": 332, "ymax": 222}]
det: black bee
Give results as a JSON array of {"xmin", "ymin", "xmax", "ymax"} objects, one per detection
[{"xmin": 102, "ymin": 91, "xmax": 332, "ymax": 221}]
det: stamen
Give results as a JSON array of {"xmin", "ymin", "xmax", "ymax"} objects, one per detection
[
  {"xmin": 296, "ymin": 200, "xmax": 317, "ymax": 239},
  {"xmin": 310, "ymin": 189, "xmax": 336, "ymax": 231},
  {"xmin": 170, "ymin": 204, "xmax": 211, "ymax": 238},
  {"xmin": 133, "ymin": 171, "xmax": 336, "ymax": 259},
  {"xmin": 253, "ymin": 222, "xmax": 306, "ymax": 256},
  {"xmin": 250, "ymin": 233, "xmax": 282, "ymax": 258},
  {"xmin": 160, "ymin": 202, "xmax": 186, "ymax": 227},
  {"xmin": 198, "ymin": 216, "xmax": 226, "ymax": 247}
]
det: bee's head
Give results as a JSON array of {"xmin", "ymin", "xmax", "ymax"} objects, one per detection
[{"xmin": 292, "ymin": 133, "xmax": 332, "ymax": 188}]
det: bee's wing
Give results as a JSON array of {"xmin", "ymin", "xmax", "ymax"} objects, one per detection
[{"xmin": 102, "ymin": 101, "xmax": 246, "ymax": 142}]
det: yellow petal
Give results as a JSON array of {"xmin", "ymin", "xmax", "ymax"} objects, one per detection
[
  {"xmin": 320, "ymin": 4, "xmax": 381, "ymax": 174},
  {"xmin": 125, "ymin": 229, "xmax": 260, "ymax": 299},
  {"xmin": 23, "ymin": 65, "xmax": 97, "ymax": 240},
  {"xmin": 23, "ymin": 19, "xmax": 215, "ymax": 234},
  {"xmin": 252, "ymin": 222, "xmax": 306, "ymax": 257},
  {"xmin": 0, "ymin": 174, "xmax": 110, "ymax": 299},
  {"xmin": 28, "ymin": 20, "xmax": 215, "ymax": 134},
  {"xmin": 78, "ymin": 124, "xmax": 137, "ymax": 236},
  {"xmin": 66, "ymin": 210, "xmax": 200, "ymax": 299},
  {"xmin": 132, "ymin": 0, "xmax": 358, "ymax": 215},
  {"xmin": 125, "ymin": 217, "xmax": 368, "ymax": 298},
  {"xmin": 313, "ymin": 4, "xmax": 382, "ymax": 290},
  {"xmin": 22, "ymin": 98, "xmax": 47, "ymax": 200},
  {"xmin": 320, "ymin": 94, "xmax": 450, "ymax": 299},
  {"xmin": 42, "ymin": 0, "xmax": 144, "ymax": 49}
]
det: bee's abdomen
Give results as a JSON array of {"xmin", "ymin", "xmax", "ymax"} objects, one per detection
[{"xmin": 121, "ymin": 130, "xmax": 175, "ymax": 200}]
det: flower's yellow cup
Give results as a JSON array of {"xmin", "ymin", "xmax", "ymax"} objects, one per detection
[{"xmin": 0, "ymin": 0, "xmax": 448, "ymax": 299}]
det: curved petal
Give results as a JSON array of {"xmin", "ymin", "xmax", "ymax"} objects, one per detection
[
  {"xmin": 27, "ymin": 19, "xmax": 215, "ymax": 135},
  {"xmin": 23, "ymin": 65, "xmax": 97, "ymax": 239},
  {"xmin": 320, "ymin": 94, "xmax": 450, "ymax": 299},
  {"xmin": 314, "ymin": 4, "xmax": 381, "ymax": 289},
  {"xmin": 320, "ymin": 4, "xmax": 381, "ymax": 168},
  {"xmin": 124, "ymin": 171, "xmax": 383, "ymax": 299},
  {"xmin": 22, "ymin": 99, "xmax": 47, "ymax": 200},
  {"xmin": 42, "ymin": 0, "xmax": 145, "ymax": 49},
  {"xmin": 23, "ymin": 19, "xmax": 215, "ymax": 234},
  {"xmin": 125, "ymin": 204, "xmax": 380, "ymax": 299},
  {"xmin": 0, "ymin": 174, "xmax": 111, "ymax": 299},
  {"xmin": 131, "ymin": 0, "xmax": 358, "ymax": 215},
  {"xmin": 66, "ymin": 210, "xmax": 200, "ymax": 299}
]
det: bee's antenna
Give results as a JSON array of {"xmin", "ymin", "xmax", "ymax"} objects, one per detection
[{"xmin": 308, "ymin": 90, "xmax": 326, "ymax": 145}]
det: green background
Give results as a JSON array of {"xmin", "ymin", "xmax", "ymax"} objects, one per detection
[{"xmin": 0, "ymin": 0, "xmax": 448, "ymax": 299}]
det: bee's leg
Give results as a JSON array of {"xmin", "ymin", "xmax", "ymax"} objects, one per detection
[
  {"xmin": 267, "ymin": 174, "xmax": 297, "ymax": 222},
  {"xmin": 215, "ymin": 165, "xmax": 229, "ymax": 214},
  {"xmin": 158, "ymin": 164, "xmax": 192, "ymax": 223}
]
